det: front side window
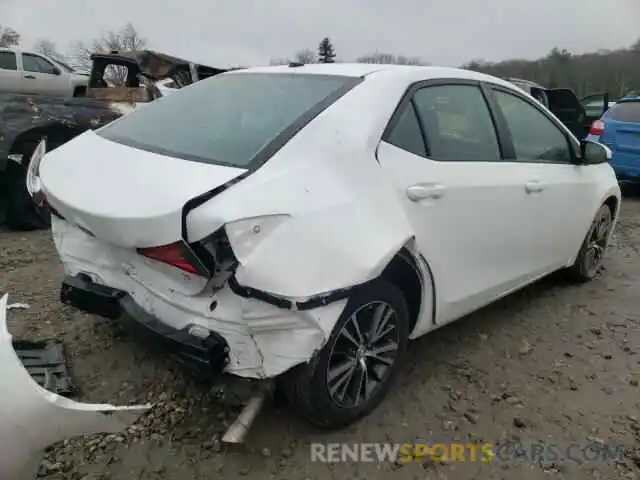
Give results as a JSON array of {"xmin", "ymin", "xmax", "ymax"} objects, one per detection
[
  {"xmin": 493, "ymin": 89, "xmax": 572, "ymax": 163},
  {"xmin": 98, "ymin": 72, "xmax": 359, "ymax": 168},
  {"xmin": 22, "ymin": 54, "xmax": 57, "ymax": 74},
  {"xmin": 412, "ymin": 84, "xmax": 501, "ymax": 161},
  {"xmin": 0, "ymin": 52, "xmax": 17, "ymax": 70}
]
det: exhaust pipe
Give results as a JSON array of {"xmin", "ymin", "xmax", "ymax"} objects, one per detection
[{"xmin": 222, "ymin": 382, "xmax": 273, "ymax": 444}]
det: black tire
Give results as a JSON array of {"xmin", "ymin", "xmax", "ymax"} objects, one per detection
[
  {"xmin": 280, "ymin": 278, "xmax": 410, "ymax": 429},
  {"xmin": 565, "ymin": 204, "xmax": 613, "ymax": 282},
  {"xmin": 5, "ymin": 140, "xmax": 51, "ymax": 231}
]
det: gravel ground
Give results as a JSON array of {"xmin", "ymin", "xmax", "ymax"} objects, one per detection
[{"xmin": 1, "ymin": 199, "xmax": 640, "ymax": 480}]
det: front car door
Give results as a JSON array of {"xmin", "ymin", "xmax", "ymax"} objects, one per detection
[
  {"xmin": 486, "ymin": 85, "xmax": 596, "ymax": 271},
  {"xmin": 376, "ymin": 80, "xmax": 546, "ymax": 328},
  {"xmin": 20, "ymin": 53, "xmax": 69, "ymax": 96},
  {"xmin": 0, "ymin": 51, "xmax": 23, "ymax": 93}
]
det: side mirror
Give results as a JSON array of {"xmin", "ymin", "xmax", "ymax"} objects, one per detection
[
  {"xmin": 51, "ymin": 67, "xmax": 61, "ymax": 75},
  {"xmin": 580, "ymin": 140, "xmax": 611, "ymax": 165}
]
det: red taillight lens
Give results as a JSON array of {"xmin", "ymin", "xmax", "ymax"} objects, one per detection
[
  {"xmin": 139, "ymin": 241, "xmax": 199, "ymax": 274},
  {"xmin": 589, "ymin": 120, "xmax": 605, "ymax": 136}
]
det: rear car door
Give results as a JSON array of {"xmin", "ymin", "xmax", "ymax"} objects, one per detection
[
  {"xmin": 597, "ymin": 99, "xmax": 640, "ymax": 180},
  {"xmin": 487, "ymin": 85, "xmax": 595, "ymax": 270},
  {"xmin": 377, "ymin": 81, "xmax": 544, "ymax": 326},
  {"xmin": 20, "ymin": 53, "xmax": 68, "ymax": 96},
  {"xmin": 0, "ymin": 51, "xmax": 23, "ymax": 92}
]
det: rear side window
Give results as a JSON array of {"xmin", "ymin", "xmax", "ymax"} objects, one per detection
[
  {"xmin": 0, "ymin": 52, "xmax": 17, "ymax": 70},
  {"xmin": 98, "ymin": 73, "xmax": 360, "ymax": 168},
  {"xmin": 606, "ymin": 101, "xmax": 640, "ymax": 122},
  {"xmin": 385, "ymin": 104, "xmax": 427, "ymax": 157}
]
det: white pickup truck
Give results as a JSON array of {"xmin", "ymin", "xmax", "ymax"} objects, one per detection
[{"xmin": 0, "ymin": 48, "xmax": 89, "ymax": 97}]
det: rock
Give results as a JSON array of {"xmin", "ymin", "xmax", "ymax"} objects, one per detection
[
  {"xmin": 464, "ymin": 412, "xmax": 479, "ymax": 424},
  {"xmin": 281, "ymin": 447, "xmax": 293, "ymax": 458},
  {"xmin": 261, "ymin": 447, "xmax": 272, "ymax": 457},
  {"xmin": 602, "ymin": 386, "xmax": 614, "ymax": 395},
  {"xmin": 630, "ymin": 379, "xmax": 638, "ymax": 387},
  {"xmin": 238, "ymin": 466, "xmax": 251, "ymax": 475},
  {"xmin": 505, "ymin": 396, "xmax": 521, "ymax": 405},
  {"xmin": 519, "ymin": 340, "xmax": 533, "ymax": 355},
  {"xmin": 442, "ymin": 420, "xmax": 458, "ymax": 431},
  {"xmin": 513, "ymin": 417, "xmax": 527, "ymax": 429},
  {"xmin": 590, "ymin": 327, "xmax": 603, "ymax": 336}
]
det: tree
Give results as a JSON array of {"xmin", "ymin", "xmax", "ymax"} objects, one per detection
[
  {"xmin": 70, "ymin": 23, "xmax": 146, "ymax": 84},
  {"xmin": 317, "ymin": 37, "xmax": 336, "ymax": 63},
  {"xmin": 294, "ymin": 48, "xmax": 316, "ymax": 64},
  {"xmin": 0, "ymin": 25, "xmax": 20, "ymax": 47},
  {"xmin": 356, "ymin": 52, "xmax": 428, "ymax": 65},
  {"xmin": 33, "ymin": 38, "xmax": 57, "ymax": 57}
]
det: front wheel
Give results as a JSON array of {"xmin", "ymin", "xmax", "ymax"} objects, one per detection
[
  {"xmin": 280, "ymin": 278, "xmax": 410, "ymax": 429},
  {"xmin": 565, "ymin": 204, "xmax": 613, "ymax": 282}
]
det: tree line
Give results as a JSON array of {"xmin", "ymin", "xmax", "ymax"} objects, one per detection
[{"xmin": 1, "ymin": 23, "xmax": 639, "ymax": 97}]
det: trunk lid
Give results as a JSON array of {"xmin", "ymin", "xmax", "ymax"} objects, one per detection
[{"xmin": 40, "ymin": 130, "xmax": 246, "ymax": 248}]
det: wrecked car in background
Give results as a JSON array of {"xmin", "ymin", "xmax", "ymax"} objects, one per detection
[
  {"xmin": 0, "ymin": 294, "xmax": 150, "ymax": 479},
  {"xmin": 33, "ymin": 63, "xmax": 620, "ymax": 437},
  {"xmin": 0, "ymin": 50, "xmax": 227, "ymax": 231}
]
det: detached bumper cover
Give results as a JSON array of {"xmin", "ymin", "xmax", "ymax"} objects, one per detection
[
  {"xmin": 0, "ymin": 293, "xmax": 150, "ymax": 479},
  {"xmin": 60, "ymin": 274, "xmax": 230, "ymax": 376}
]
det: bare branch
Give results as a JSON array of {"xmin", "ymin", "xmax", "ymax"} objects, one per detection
[
  {"xmin": 69, "ymin": 23, "xmax": 147, "ymax": 85},
  {"xmin": 33, "ymin": 38, "xmax": 57, "ymax": 57},
  {"xmin": 0, "ymin": 25, "xmax": 20, "ymax": 47}
]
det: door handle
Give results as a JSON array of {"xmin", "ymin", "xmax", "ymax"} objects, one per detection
[
  {"xmin": 406, "ymin": 183, "xmax": 446, "ymax": 201},
  {"xmin": 24, "ymin": 75, "xmax": 36, "ymax": 79},
  {"xmin": 524, "ymin": 181, "xmax": 546, "ymax": 193}
]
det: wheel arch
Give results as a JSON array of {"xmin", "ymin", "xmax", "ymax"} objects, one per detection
[
  {"xmin": 8, "ymin": 122, "xmax": 86, "ymax": 158},
  {"xmin": 603, "ymin": 194, "xmax": 618, "ymax": 219},
  {"xmin": 377, "ymin": 242, "xmax": 435, "ymax": 336}
]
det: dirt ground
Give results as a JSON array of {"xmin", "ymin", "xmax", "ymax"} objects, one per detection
[{"xmin": 2, "ymin": 199, "xmax": 640, "ymax": 480}]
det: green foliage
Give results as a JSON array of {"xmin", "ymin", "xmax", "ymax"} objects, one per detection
[{"xmin": 318, "ymin": 37, "xmax": 336, "ymax": 63}]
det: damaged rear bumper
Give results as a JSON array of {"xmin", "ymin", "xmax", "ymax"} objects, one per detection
[
  {"xmin": 61, "ymin": 274, "xmax": 230, "ymax": 376},
  {"xmin": 0, "ymin": 294, "xmax": 150, "ymax": 479}
]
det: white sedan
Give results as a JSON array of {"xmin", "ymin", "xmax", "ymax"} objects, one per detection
[{"xmin": 34, "ymin": 63, "xmax": 620, "ymax": 430}]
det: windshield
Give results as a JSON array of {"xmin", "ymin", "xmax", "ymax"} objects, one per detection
[{"xmin": 98, "ymin": 72, "xmax": 361, "ymax": 169}]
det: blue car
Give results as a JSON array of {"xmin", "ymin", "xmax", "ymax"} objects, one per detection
[{"xmin": 586, "ymin": 96, "xmax": 640, "ymax": 182}]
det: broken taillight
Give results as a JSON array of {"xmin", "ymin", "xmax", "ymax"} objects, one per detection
[{"xmin": 138, "ymin": 242, "xmax": 199, "ymax": 275}]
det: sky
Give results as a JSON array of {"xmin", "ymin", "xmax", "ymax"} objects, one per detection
[{"xmin": 1, "ymin": 0, "xmax": 639, "ymax": 68}]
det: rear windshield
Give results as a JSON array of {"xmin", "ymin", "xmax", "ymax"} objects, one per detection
[
  {"xmin": 606, "ymin": 100, "xmax": 640, "ymax": 122},
  {"xmin": 98, "ymin": 72, "xmax": 360, "ymax": 168}
]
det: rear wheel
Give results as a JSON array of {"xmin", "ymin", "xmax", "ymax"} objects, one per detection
[
  {"xmin": 565, "ymin": 204, "xmax": 613, "ymax": 282},
  {"xmin": 5, "ymin": 139, "xmax": 51, "ymax": 231},
  {"xmin": 280, "ymin": 278, "xmax": 409, "ymax": 429}
]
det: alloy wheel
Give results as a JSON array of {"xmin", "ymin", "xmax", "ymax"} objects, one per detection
[{"xmin": 326, "ymin": 301, "xmax": 400, "ymax": 408}]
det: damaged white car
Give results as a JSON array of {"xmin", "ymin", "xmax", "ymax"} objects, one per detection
[{"xmin": 33, "ymin": 63, "xmax": 620, "ymax": 430}]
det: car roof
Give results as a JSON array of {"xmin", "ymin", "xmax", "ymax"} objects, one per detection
[{"xmin": 227, "ymin": 63, "xmax": 517, "ymax": 89}]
